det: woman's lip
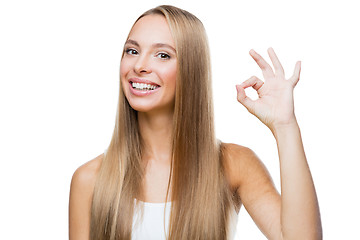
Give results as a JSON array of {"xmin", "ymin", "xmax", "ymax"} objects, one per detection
[
  {"xmin": 128, "ymin": 81, "xmax": 160, "ymax": 96},
  {"xmin": 128, "ymin": 78, "xmax": 160, "ymax": 86}
]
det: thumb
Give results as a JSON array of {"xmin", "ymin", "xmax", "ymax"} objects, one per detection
[{"xmin": 236, "ymin": 85, "xmax": 255, "ymax": 112}]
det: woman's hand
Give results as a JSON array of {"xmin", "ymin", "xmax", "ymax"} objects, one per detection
[{"xmin": 236, "ymin": 48, "xmax": 301, "ymax": 132}]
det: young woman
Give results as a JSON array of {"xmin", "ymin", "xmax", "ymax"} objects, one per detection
[{"xmin": 69, "ymin": 5, "xmax": 322, "ymax": 240}]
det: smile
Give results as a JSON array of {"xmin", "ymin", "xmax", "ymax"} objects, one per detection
[
  {"xmin": 128, "ymin": 80, "xmax": 161, "ymax": 97},
  {"xmin": 131, "ymin": 82, "xmax": 159, "ymax": 91}
]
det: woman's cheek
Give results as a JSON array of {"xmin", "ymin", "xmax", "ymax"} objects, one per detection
[
  {"xmin": 166, "ymin": 65, "xmax": 177, "ymax": 89},
  {"xmin": 120, "ymin": 60, "xmax": 132, "ymax": 82},
  {"xmin": 120, "ymin": 60, "xmax": 129, "ymax": 77}
]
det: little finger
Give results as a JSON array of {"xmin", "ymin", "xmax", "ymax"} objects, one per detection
[{"xmin": 289, "ymin": 61, "xmax": 301, "ymax": 86}]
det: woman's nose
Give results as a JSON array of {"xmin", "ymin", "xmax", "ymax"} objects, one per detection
[{"xmin": 134, "ymin": 55, "xmax": 152, "ymax": 74}]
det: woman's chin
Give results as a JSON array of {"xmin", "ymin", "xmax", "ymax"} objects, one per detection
[
  {"xmin": 128, "ymin": 102, "xmax": 175, "ymax": 115},
  {"xmin": 129, "ymin": 104, "xmax": 153, "ymax": 113}
]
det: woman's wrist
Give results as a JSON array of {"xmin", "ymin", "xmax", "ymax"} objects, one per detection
[{"xmin": 270, "ymin": 118, "xmax": 300, "ymax": 139}]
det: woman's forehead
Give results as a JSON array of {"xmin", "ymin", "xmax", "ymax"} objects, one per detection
[{"xmin": 128, "ymin": 15, "xmax": 175, "ymax": 49}]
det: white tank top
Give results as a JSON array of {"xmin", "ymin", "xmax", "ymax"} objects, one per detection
[{"xmin": 131, "ymin": 200, "xmax": 238, "ymax": 240}]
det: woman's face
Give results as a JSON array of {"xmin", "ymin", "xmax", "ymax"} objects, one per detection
[{"xmin": 120, "ymin": 14, "xmax": 177, "ymax": 114}]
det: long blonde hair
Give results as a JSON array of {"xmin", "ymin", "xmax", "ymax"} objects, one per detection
[{"xmin": 90, "ymin": 5, "xmax": 234, "ymax": 239}]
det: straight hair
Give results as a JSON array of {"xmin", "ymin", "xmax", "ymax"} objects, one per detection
[{"xmin": 90, "ymin": 5, "xmax": 234, "ymax": 240}]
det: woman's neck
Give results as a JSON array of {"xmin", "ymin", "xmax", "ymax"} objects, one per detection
[{"xmin": 137, "ymin": 111, "xmax": 173, "ymax": 164}]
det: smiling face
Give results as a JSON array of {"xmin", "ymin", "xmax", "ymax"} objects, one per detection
[{"xmin": 120, "ymin": 14, "xmax": 177, "ymax": 114}]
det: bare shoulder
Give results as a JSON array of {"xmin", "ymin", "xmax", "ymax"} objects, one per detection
[
  {"xmin": 69, "ymin": 153, "xmax": 103, "ymax": 207},
  {"xmin": 71, "ymin": 153, "xmax": 103, "ymax": 188},
  {"xmin": 69, "ymin": 153, "xmax": 103, "ymax": 239},
  {"xmin": 221, "ymin": 142, "xmax": 257, "ymax": 163},
  {"xmin": 221, "ymin": 142, "xmax": 272, "ymax": 192},
  {"xmin": 221, "ymin": 143, "xmax": 281, "ymax": 238}
]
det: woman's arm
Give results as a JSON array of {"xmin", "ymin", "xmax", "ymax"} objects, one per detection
[
  {"xmin": 69, "ymin": 155, "xmax": 101, "ymax": 240},
  {"xmin": 235, "ymin": 48, "xmax": 322, "ymax": 239},
  {"xmin": 273, "ymin": 121, "xmax": 322, "ymax": 239}
]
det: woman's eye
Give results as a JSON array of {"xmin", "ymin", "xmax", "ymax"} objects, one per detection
[
  {"xmin": 157, "ymin": 53, "xmax": 171, "ymax": 60},
  {"xmin": 125, "ymin": 48, "xmax": 138, "ymax": 55}
]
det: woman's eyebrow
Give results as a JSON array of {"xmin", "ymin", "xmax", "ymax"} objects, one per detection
[
  {"xmin": 152, "ymin": 43, "xmax": 176, "ymax": 53},
  {"xmin": 125, "ymin": 39, "xmax": 176, "ymax": 53},
  {"xmin": 125, "ymin": 39, "xmax": 139, "ymax": 47}
]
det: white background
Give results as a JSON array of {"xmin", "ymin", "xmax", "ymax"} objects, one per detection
[{"xmin": 1, "ymin": 0, "xmax": 359, "ymax": 239}]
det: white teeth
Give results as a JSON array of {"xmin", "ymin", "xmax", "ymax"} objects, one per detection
[{"xmin": 132, "ymin": 82, "xmax": 158, "ymax": 90}]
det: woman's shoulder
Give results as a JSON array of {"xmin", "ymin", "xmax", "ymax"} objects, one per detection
[
  {"xmin": 69, "ymin": 153, "xmax": 104, "ymax": 204},
  {"xmin": 69, "ymin": 154, "xmax": 104, "ymax": 239},
  {"xmin": 220, "ymin": 142, "xmax": 264, "ymax": 190},
  {"xmin": 220, "ymin": 142, "xmax": 259, "ymax": 169},
  {"xmin": 221, "ymin": 142, "xmax": 256, "ymax": 160},
  {"xmin": 71, "ymin": 153, "xmax": 103, "ymax": 190}
]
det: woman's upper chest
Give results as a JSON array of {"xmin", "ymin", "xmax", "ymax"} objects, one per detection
[
  {"xmin": 141, "ymin": 159, "xmax": 172, "ymax": 202},
  {"xmin": 140, "ymin": 154, "xmax": 241, "ymax": 203}
]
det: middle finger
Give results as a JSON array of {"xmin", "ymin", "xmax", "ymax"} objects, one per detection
[{"xmin": 249, "ymin": 49, "xmax": 275, "ymax": 79}]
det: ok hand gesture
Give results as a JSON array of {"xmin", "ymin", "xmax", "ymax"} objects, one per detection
[{"xmin": 236, "ymin": 48, "xmax": 301, "ymax": 132}]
